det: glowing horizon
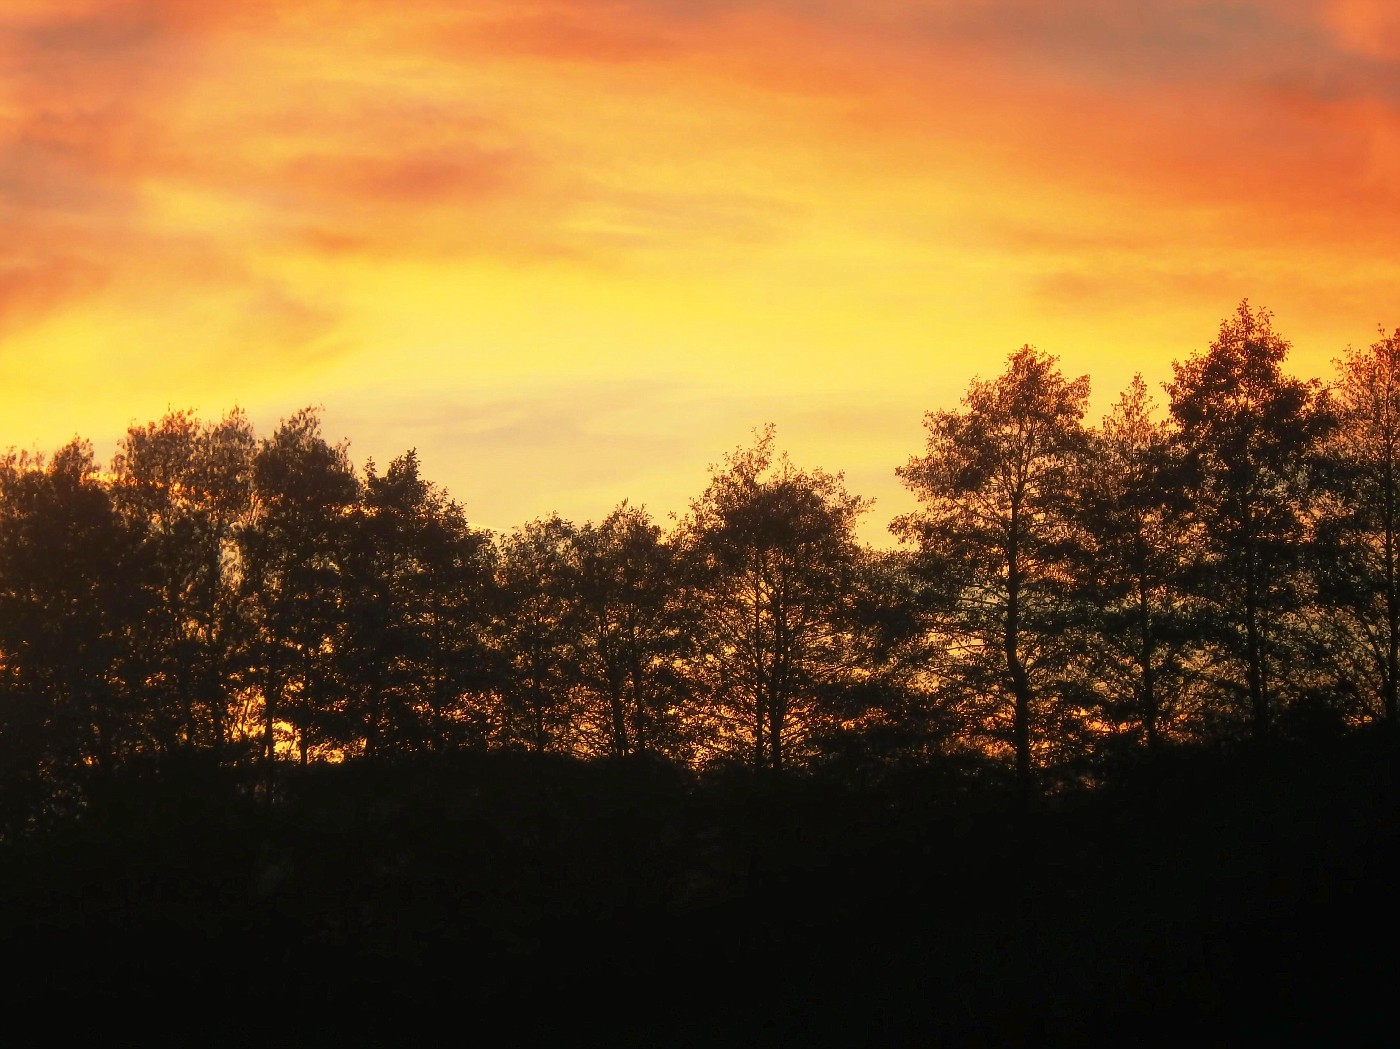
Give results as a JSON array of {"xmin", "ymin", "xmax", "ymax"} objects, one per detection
[{"xmin": 5, "ymin": 0, "xmax": 1400, "ymax": 543}]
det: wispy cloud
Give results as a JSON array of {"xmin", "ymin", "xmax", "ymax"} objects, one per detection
[{"xmin": 5, "ymin": 1, "xmax": 1400, "ymax": 538}]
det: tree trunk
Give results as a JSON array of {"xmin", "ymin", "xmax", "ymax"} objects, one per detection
[
  {"xmin": 263, "ymin": 669, "xmax": 277, "ymax": 767},
  {"xmin": 753, "ymin": 688, "xmax": 765, "ymax": 770},
  {"xmin": 628, "ymin": 654, "xmax": 648, "ymax": 753},
  {"xmin": 1005, "ymin": 516, "xmax": 1033, "ymax": 805},
  {"xmin": 1385, "ymin": 457, "xmax": 1398, "ymax": 723},
  {"xmin": 1244, "ymin": 537, "xmax": 1269, "ymax": 739},
  {"xmin": 751, "ymin": 584, "xmax": 766, "ymax": 770},
  {"xmin": 608, "ymin": 675, "xmax": 629, "ymax": 757},
  {"xmin": 768, "ymin": 697, "xmax": 785, "ymax": 773},
  {"xmin": 1138, "ymin": 567, "xmax": 1159, "ymax": 751}
]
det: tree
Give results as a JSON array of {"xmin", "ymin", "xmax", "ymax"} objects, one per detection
[
  {"xmin": 378, "ymin": 451, "xmax": 496, "ymax": 752},
  {"xmin": 1077, "ymin": 376, "xmax": 1195, "ymax": 752},
  {"xmin": 493, "ymin": 516, "xmax": 582, "ymax": 753},
  {"xmin": 1316, "ymin": 329, "xmax": 1400, "ymax": 723},
  {"xmin": 1165, "ymin": 302, "xmax": 1333, "ymax": 739},
  {"xmin": 110, "ymin": 409, "xmax": 257, "ymax": 757},
  {"xmin": 572, "ymin": 502, "xmax": 690, "ymax": 760},
  {"xmin": 0, "ymin": 440, "xmax": 147, "ymax": 824},
  {"xmin": 895, "ymin": 346, "xmax": 1090, "ymax": 802},
  {"xmin": 799, "ymin": 545, "xmax": 962, "ymax": 775},
  {"xmin": 240, "ymin": 409, "xmax": 360, "ymax": 767},
  {"xmin": 683, "ymin": 425, "xmax": 870, "ymax": 772},
  {"xmin": 339, "ymin": 450, "xmax": 495, "ymax": 755}
]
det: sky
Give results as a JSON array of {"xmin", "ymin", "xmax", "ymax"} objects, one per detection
[{"xmin": 4, "ymin": 0, "xmax": 1400, "ymax": 543}]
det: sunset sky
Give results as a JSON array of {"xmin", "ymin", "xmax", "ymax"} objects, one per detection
[{"xmin": 4, "ymin": 0, "xmax": 1400, "ymax": 542}]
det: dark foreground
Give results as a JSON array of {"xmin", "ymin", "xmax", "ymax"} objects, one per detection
[{"xmin": 2, "ymin": 733, "xmax": 1396, "ymax": 1045}]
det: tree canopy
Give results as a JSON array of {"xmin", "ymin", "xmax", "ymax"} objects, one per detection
[{"xmin": 2, "ymin": 301, "xmax": 1398, "ymax": 830}]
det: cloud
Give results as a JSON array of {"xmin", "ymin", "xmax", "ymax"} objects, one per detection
[
  {"xmin": 309, "ymin": 379, "xmax": 917, "ymax": 541},
  {"xmin": 0, "ymin": 2, "xmax": 223, "ymax": 327},
  {"xmin": 0, "ymin": 257, "xmax": 110, "ymax": 337},
  {"xmin": 568, "ymin": 187, "xmax": 801, "ymax": 254},
  {"xmin": 471, "ymin": 12, "xmax": 684, "ymax": 64},
  {"xmin": 0, "ymin": 0, "xmax": 217, "ymax": 161},
  {"xmin": 313, "ymin": 380, "xmax": 693, "ymax": 524},
  {"xmin": 229, "ymin": 284, "xmax": 344, "ymax": 368},
  {"xmin": 905, "ymin": 1, "xmax": 1323, "ymax": 84},
  {"xmin": 1324, "ymin": 0, "xmax": 1400, "ymax": 60},
  {"xmin": 280, "ymin": 147, "xmax": 523, "ymax": 206},
  {"xmin": 7, "ymin": 0, "xmax": 1400, "ymax": 538},
  {"xmin": 1031, "ymin": 266, "xmax": 1247, "ymax": 311}
]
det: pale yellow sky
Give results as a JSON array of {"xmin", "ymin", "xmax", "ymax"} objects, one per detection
[{"xmin": 4, "ymin": 1, "xmax": 1400, "ymax": 542}]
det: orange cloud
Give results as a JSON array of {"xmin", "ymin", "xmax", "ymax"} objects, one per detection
[
  {"xmin": 1324, "ymin": 0, "xmax": 1400, "ymax": 60},
  {"xmin": 0, "ymin": 257, "xmax": 109, "ymax": 336},
  {"xmin": 5, "ymin": 0, "xmax": 1400, "ymax": 537},
  {"xmin": 471, "ymin": 12, "xmax": 684, "ymax": 64}
]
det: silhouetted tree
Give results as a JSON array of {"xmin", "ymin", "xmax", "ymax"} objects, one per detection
[
  {"xmin": 1315, "ymin": 329, "xmax": 1400, "ymax": 723},
  {"xmin": 241, "ymin": 409, "xmax": 360, "ymax": 767},
  {"xmin": 13, "ymin": 300, "xmax": 1400, "ymax": 816},
  {"xmin": 683, "ymin": 426, "xmax": 870, "ymax": 772},
  {"xmin": 0, "ymin": 441, "xmax": 146, "ymax": 812},
  {"xmin": 494, "ymin": 516, "xmax": 582, "ymax": 752},
  {"xmin": 110, "ymin": 409, "xmax": 257, "ymax": 757},
  {"xmin": 572, "ymin": 502, "xmax": 691, "ymax": 760},
  {"xmin": 380, "ymin": 453, "xmax": 497, "ymax": 752},
  {"xmin": 895, "ymin": 346, "xmax": 1091, "ymax": 802},
  {"xmin": 1166, "ymin": 302, "xmax": 1333, "ymax": 739},
  {"xmin": 803, "ymin": 546, "xmax": 959, "ymax": 773},
  {"xmin": 1077, "ymin": 377, "xmax": 1196, "ymax": 752},
  {"xmin": 340, "ymin": 450, "xmax": 495, "ymax": 755}
]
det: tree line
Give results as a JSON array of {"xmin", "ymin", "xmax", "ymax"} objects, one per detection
[{"xmin": 2, "ymin": 300, "xmax": 1398, "ymax": 830}]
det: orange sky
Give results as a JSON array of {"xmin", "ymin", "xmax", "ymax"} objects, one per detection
[{"xmin": 4, "ymin": 0, "xmax": 1400, "ymax": 542}]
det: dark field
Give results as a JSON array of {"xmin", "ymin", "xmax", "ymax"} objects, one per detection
[{"xmin": 3, "ymin": 730, "xmax": 1395, "ymax": 1046}]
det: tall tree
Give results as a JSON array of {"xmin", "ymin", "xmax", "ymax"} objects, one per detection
[
  {"xmin": 1165, "ymin": 301, "xmax": 1333, "ymax": 739},
  {"xmin": 241, "ymin": 409, "xmax": 360, "ymax": 767},
  {"xmin": 493, "ymin": 516, "xmax": 582, "ymax": 753},
  {"xmin": 572, "ymin": 502, "xmax": 689, "ymax": 760},
  {"xmin": 1077, "ymin": 376, "xmax": 1194, "ymax": 752},
  {"xmin": 1316, "ymin": 329, "xmax": 1400, "ymax": 723},
  {"xmin": 895, "ymin": 346, "xmax": 1090, "ymax": 802},
  {"xmin": 0, "ymin": 441, "xmax": 146, "ymax": 802},
  {"xmin": 683, "ymin": 426, "xmax": 870, "ymax": 773},
  {"xmin": 339, "ymin": 450, "xmax": 495, "ymax": 755},
  {"xmin": 110, "ymin": 409, "xmax": 257, "ymax": 757},
  {"xmin": 800, "ymin": 546, "xmax": 960, "ymax": 774}
]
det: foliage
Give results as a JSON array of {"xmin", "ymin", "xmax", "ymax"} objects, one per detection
[
  {"xmin": 1165, "ymin": 301, "xmax": 1334, "ymax": 738},
  {"xmin": 895, "ymin": 345, "xmax": 1091, "ymax": 798},
  {"xmin": 5, "ymin": 301, "xmax": 1400, "ymax": 829},
  {"xmin": 682, "ymin": 425, "xmax": 871, "ymax": 771}
]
